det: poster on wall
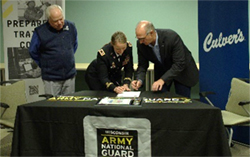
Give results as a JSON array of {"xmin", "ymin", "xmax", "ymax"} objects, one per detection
[
  {"xmin": 198, "ymin": 0, "xmax": 249, "ymax": 108},
  {"xmin": 198, "ymin": 0, "xmax": 249, "ymax": 144},
  {"xmin": 2, "ymin": 0, "xmax": 65, "ymax": 102}
]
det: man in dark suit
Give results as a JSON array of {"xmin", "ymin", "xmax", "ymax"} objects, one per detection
[{"xmin": 131, "ymin": 20, "xmax": 199, "ymax": 98}]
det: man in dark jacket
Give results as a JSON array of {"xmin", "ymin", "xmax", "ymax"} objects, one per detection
[
  {"xmin": 131, "ymin": 20, "xmax": 199, "ymax": 98},
  {"xmin": 29, "ymin": 4, "xmax": 78, "ymax": 96}
]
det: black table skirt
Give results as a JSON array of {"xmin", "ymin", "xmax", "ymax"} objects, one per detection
[{"xmin": 11, "ymin": 91, "xmax": 231, "ymax": 156}]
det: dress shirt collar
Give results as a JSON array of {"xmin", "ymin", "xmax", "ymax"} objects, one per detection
[{"xmin": 149, "ymin": 32, "xmax": 159, "ymax": 48}]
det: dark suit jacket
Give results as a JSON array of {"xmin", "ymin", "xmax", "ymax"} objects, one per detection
[{"xmin": 136, "ymin": 29, "xmax": 199, "ymax": 87}]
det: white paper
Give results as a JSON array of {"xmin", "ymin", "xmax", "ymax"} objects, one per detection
[
  {"xmin": 117, "ymin": 91, "xmax": 141, "ymax": 97},
  {"xmin": 98, "ymin": 97, "xmax": 132, "ymax": 105}
]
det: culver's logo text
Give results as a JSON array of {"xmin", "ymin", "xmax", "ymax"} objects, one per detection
[{"xmin": 203, "ymin": 29, "xmax": 245, "ymax": 52}]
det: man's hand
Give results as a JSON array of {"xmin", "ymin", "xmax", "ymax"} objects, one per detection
[
  {"xmin": 131, "ymin": 80, "xmax": 142, "ymax": 90},
  {"xmin": 151, "ymin": 79, "xmax": 165, "ymax": 91}
]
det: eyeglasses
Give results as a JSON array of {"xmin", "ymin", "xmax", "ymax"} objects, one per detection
[{"xmin": 136, "ymin": 32, "xmax": 150, "ymax": 41}]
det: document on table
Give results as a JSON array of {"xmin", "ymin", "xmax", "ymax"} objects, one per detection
[
  {"xmin": 98, "ymin": 97, "xmax": 132, "ymax": 105},
  {"xmin": 117, "ymin": 91, "xmax": 141, "ymax": 97}
]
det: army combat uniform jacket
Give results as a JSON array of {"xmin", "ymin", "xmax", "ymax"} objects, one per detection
[{"xmin": 85, "ymin": 42, "xmax": 134, "ymax": 91}]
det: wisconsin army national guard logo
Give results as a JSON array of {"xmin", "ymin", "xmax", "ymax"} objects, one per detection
[{"xmin": 83, "ymin": 116, "xmax": 151, "ymax": 157}]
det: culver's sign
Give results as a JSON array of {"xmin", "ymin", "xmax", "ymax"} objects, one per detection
[{"xmin": 203, "ymin": 29, "xmax": 245, "ymax": 52}]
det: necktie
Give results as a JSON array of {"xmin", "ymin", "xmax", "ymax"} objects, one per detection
[{"xmin": 117, "ymin": 56, "xmax": 121, "ymax": 62}]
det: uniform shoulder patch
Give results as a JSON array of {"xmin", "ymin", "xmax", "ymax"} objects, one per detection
[
  {"xmin": 127, "ymin": 41, "xmax": 132, "ymax": 47},
  {"xmin": 98, "ymin": 49, "xmax": 105, "ymax": 56}
]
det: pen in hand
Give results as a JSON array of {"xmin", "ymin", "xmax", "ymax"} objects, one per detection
[
  {"xmin": 132, "ymin": 80, "xmax": 140, "ymax": 91},
  {"xmin": 134, "ymin": 80, "xmax": 137, "ymax": 87}
]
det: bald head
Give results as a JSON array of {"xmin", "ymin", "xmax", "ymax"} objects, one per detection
[
  {"xmin": 136, "ymin": 20, "xmax": 149, "ymax": 34},
  {"xmin": 135, "ymin": 20, "xmax": 156, "ymax": 45},
  {"xmin": 136, "ymin": 20, "xmax": 155, "ymax": 34}
]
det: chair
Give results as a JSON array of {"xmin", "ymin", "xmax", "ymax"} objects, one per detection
[
  {"xmin": 39, "ymin": 94, "xmax": 54, "ymax": 99},
  {"xmin": 0, "ymin": 128, "xmax": 13, "ymax": 156},
  {"xmin": 0, "ymin": 80, "xmax": 27, "ymax": 129},
  {"xmin": 200, "ymin": 78, "xmax": 250, "ymax": 147}
]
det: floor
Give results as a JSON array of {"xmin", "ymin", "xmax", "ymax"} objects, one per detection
[
  {"xmin": 0, "ymin": 129, "xmax": 13, "ymax": 157},
  {"xmin": 230, "ymin": 141, "xmax": 250, "ymax": 157}
]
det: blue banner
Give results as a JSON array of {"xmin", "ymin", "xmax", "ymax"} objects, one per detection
[{"xmin": 198, "ymin": 0, "xmax": 249, "ymax": 144}]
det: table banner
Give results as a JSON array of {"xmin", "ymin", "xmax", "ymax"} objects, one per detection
[
  {"xmin": 83, "ymin": 116, "xmax": 151, "ymax": 157},
  {"xmin": 198, "ymin": 0, "xmax": 249, "ymax": 144},
  {"xmin": 97, "ymin": 128, "xmax": 138, "ymax": 157}
]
